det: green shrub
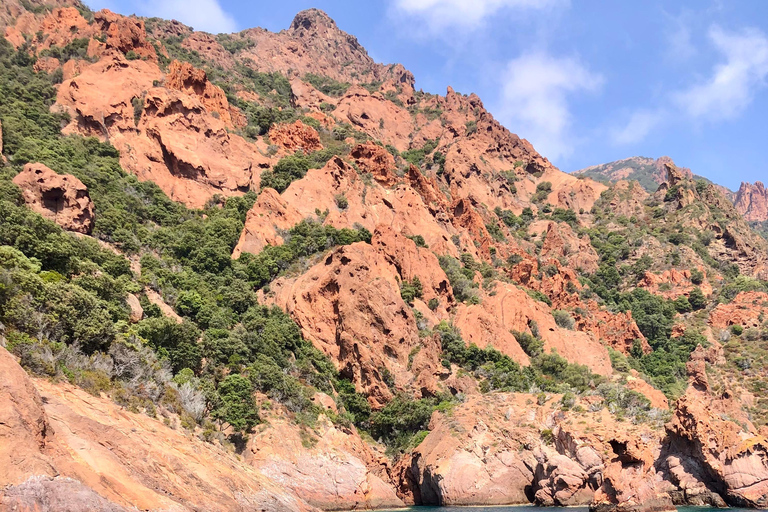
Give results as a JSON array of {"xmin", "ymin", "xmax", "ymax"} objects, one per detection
[
  {"xmin": 553, "ymin": 310, "xmax": 575, "ymax": 329},
  {"xmin": 438, "ymin": 255, "xmax": 479, "ymax": 304},
  {"xmin": 304, "ymin": 73, "xmax": 350, "ymax": 97},
  {"xmin": 512, "ymin": 330, "xmax": 544, "ymax": 357},
  {"xmin": 690, "ymin": 268, "xmax": 704, "ymax": 285},
  {"xmin": 400, "ymin": 277, "xmax": 423, "ymax": 304},
  {"xmin": 334, "ymin": 193, "xmax": 348, "ymax": 210},
  {"xmin": 406, "ymin": 234, "xmax": 428, "ymax": 248},
  {"xmin": 688, "ymin": 287, "xmax": 706, "ymax": 310}
]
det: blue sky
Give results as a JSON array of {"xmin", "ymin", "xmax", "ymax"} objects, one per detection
[{"xmin": 86, "ymin": 0, "xmax": 768, "ymax": 189}]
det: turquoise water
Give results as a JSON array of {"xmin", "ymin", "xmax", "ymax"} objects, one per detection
[{"xmin": 381, "ymin": 507, "xmax": 765, "ymax": 512}]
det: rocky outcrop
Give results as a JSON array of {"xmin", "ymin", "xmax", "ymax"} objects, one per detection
[
  {"xmin": 246, "ymin": 414, "xmax": 403, "ymax": 510},
  {"xmin": 165, "ymin": 59, "xmax": 245, "ymax": 130},
  {"xmin": 335, "ymin": 86, "xmax": 414, "ymax": 151},
  {"xmin": 91, "ymin": 9, "xmax": 156, "ymax": 61},
  {"xmin": 55, "ymin": 53, "xmax": 269, "ymax": 208},
  {"xmin": 235, "ymin": 156, "xmax": 459, "ymax": 258},
  {"xmin": 531, "ymin": 220, "xmax": 600, "ymax": 274},
  {"xmin": 665, "ymin": 345, "xmax": 768, "ymax": 508},
  {"xmin": 372, "ymin": 225, "xmax": 454, "ymax": 308},
  {"xmin": 351, "ymin": 142, "xmax": 397, "ymax": 186},
  {"xmin": 2, "ymin": 477, "xmax": 133, "ymax": 512},
  {"xmin": 455, "ymin": 282, "xmax": 612, "ymax": 375},
  {"xmin": 271, "ymin": 242, "xmax": 421, "ymax": 407},
  {"xmin": 396, "ymin": 392, "xmax": 673, "ymax": 509},
  {"xmin": 638, "ymin": 268, "xmax": 713, "ymax": 300},
  {"xmin": 238, "ymin": 9, "xmax": 414, "ymax": 86},
  {"xmin": 12, "ymin": 163, "xmax": 94, "ymax": 234},
  {"xmin": 655, "ymin": 163, "xmax": 768, "ymax": 280},
  {"xmin": 0, "ymin": 346, "xmax": 319, "ymax": 511},
  {"xmin": 55, "ymin": 52, "xmax": 268, "ymax": 208},
  {"xmin": 233, "ymin": 188, "xmax": 303, "ymax": 257},
  {"xmin": 573, "ymin": 156, "xmax": 693, "ymax": 193},
  {"xmin": 735, "ymin": 181, "xmax": 768, "ymax": 222},
  {"xmin": 709, "ymin": 291, "xmax": 768, "ymax": 331},
  {"xmin": 269, "ymin": 120, "xmax": 323, "ymax": 152}
]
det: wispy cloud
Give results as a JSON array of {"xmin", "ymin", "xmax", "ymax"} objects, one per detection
[
  {"xmin": 497, "ymin": 52, "xmax": 602, "ymax": 161},
  {"xmin": 612, "ymin": 25, "xmax": 768, "ymax": 147},
  {"xmin": 611, "ymin": 109, "xmax": 665, "ymax": 145},
  {"xmin": 675, "ymin": 25, "xmax": 768, "ymax": 120},
  {"xmin": 136, "ymin": 0, "xmax": 237, "ymax": 33},
  {"xmin": 390, "ymin": 0, "xmax": 566, "ymax": 31}
]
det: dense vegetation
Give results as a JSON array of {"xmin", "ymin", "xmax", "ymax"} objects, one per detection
[{"xmin": 0, "ymin": 37, "xmax": 370, "ymax": 442}]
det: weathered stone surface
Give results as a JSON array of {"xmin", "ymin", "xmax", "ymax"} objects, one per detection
[
  {"xmin": 165, "ymin": 59, "xmax": 245, "ymax": 129},
  {"xmin": 665, "ymin": 345, "xmax": 768, "ymax": 508},
  {"xmin": 735, "ymin": 181, "xmax": 768, "ymax": 222},
  {"xmin": 269, "ymin": 120, "xmax": 323, "ymax": 153},
  {"xmin": 12, "ymin": 163, "xmax": 94, "ymax": 234},
  {"xmin": 246, "ymin": 415, "xmax": 403, "ymax": 510},
  {"xmin": 271, "ymin": 242, "xmax": 420, "ymax": 408},
  {"xmin": 0, "ymin": 346, "xmax": 320, "ymax": 512},
  {"xmin": 709, "ymin": 291, "xmax": 768, "ymax": 330}
]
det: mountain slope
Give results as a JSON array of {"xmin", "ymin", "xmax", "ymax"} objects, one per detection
[{"xmin": 2, "ymin": 1, "xmax": 768, "ymax": 511}]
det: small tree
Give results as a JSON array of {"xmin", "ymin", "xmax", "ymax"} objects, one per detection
[
  {"xmin": 688, "ymin": 287, "xmax": 706, "ymax": 310},
  {"xmin": 212, "ymin": 374, "xmax": 259, "ymax": 435},
  {"xmin": 400, "ymin": 277, "xmax": 423, "ymax": 304}
]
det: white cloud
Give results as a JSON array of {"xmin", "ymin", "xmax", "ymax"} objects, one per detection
[
  {"xmin": 675, "ymin": 25, "xmax": 768, "ymax": 120},
  {"xmin": 497, "ymin": 52, "xmax": 602, "ymax": 161},
  {"xmin": 391, "ymin": 0, "xmax": 565, "ymax": 30},
  {"xmin": 611, "ymin": 109, "xmax": 665, "ymax": 145},
  {"xmin": 137, "ymin": 0, "xmax": 237, "ymax": 33}
]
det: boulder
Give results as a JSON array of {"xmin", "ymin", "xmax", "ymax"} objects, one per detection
[{"xmin": 12, "ymin": 163, "xmax": 95, "ymax": 234}]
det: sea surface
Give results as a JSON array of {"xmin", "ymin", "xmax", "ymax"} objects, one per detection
[{"xmin": 380, "ymin": 507, "xmax": 766, "ymax": 512}]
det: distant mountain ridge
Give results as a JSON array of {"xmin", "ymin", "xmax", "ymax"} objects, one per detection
[
  {"xmin": 573, "ymin": 156, "xmax": 695, "ymax": 192},
  {"xmin": 573, "ymin": 156, "xmax": 768, "ymax": 225}
]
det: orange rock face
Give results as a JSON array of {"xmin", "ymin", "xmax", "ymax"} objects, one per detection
[
  {"xmin": 55, "ymin": 55, "xmax": 268, "ymax": 208},
  {"xmin": 666, "ymin": 346, "xmax": 768, "ymax": 508},
  {"xmin": 235, "ymin": 156, "xmax": 459, "ymax": 259},
  {"xmin": 531, "ymin": 220, "xmax": 599, "ymax": 274},
  {"xmin": 351, "ymin": 142, "xmax": 397, "ymax": 186},
  {"xmin": 92, "ymin": 9, "xmax": 156, "ymax": 61},
  {"xmin": 638, "ymin": 267, "xmax": 713, "ymax": 300},
  {"xmin": 397, "ymin": 392, "xmax": 673, "ymax": 509},
  {"xmin": 372, "ymin": 225, "xmax": 454, "ymax": 309},
  {"xmin": 709, "ymin": 291, "xmax": 768, "ymax": 331},
  {"xmin": 246, "ymin": 414, "xmax": 403, "ymax": 510},
  {"xmin": 335, "ymin": 86, "xmax": 415, "ymax": 151},
  {"xmin": 455, "ymin": 282, "xmax": 612, "ymax": 375},
  {"xmin": 270, "ymin": 242, "xmax": 422, "ymax": 408},
  {"xmin": 233, "ymin": 188, "xmax": 303, "ymax": 258},
  {"xmin": 238, "ymin": 9, "xmax": 414, "ymax": 86},
  {"xmin": 0, "ymin": 346, "xmax": 320, "ymax": 511},
  {"xmin": 12, "ymin": 163, "xmax": 94, "ymax": 234},
  {"xmin": 735, "ymin": 181, "xmax": 768, "ymax": 222},
  {"xmin": 268, "ymin": 120, "xmax": 323, "ymax": 153},
  {"xmin": 165, "ymin": 60, "xmax": 245, "ymax": 130}
]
